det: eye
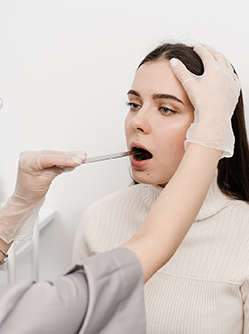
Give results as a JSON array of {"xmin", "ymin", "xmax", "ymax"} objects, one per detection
[
  {"xmin": 159, "ymin": 106, "xmax": 176, "ymax": 116},
  {"xmin": 126, "ymin": 101, "xmax": 141, "ymax": 111}
]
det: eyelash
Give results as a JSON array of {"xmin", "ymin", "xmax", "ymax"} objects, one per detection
[
  {"xmin": 126, "ymin": 102, "xmax": 176, "ymax": 116},
  {"xmin": 126, "ymin": 102, "xmax": 140, "ymax": 110},
  {"xmin": 159, "ymin": 106, "xmax": 176, "ymax": 116}
]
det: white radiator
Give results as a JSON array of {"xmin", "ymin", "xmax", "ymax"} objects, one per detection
[{"xmin": 0, "ymin": 207, "xmax": 55, "ymax": 284}]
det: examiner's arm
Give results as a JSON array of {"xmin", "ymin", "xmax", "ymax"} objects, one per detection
[
  {"xmin": 0, "ymin": 143, "xmax": 223, "ymax": 334},
  {"xmin": 0, "ymin": 151, "xmax": 146, "ymax": 334},
  {"xmin": 0, "ymin": 248, "xmax": 145, "ymax": 334},
  {"xmin": 0, "ymin": 144, "xmax": 222, "ymax": 334}
]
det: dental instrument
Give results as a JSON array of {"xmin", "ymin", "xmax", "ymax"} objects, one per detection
[{"xmin": 84, "ymin": 151, "xmax": 134, "ymax": 164}]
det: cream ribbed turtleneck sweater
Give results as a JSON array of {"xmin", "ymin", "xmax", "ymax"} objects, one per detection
[{"xmin": 73, "ymin": 176, "xmax": 249, "ymax": 334}]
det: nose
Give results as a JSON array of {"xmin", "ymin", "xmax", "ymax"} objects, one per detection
[{"xmin": 130, "ymin": 107, "xmax": 152, "ymax": 134}]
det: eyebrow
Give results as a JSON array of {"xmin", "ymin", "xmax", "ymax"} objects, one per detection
[{"xmin": 127, "ymin": 90, "xmax": 184, "ymax": 105}]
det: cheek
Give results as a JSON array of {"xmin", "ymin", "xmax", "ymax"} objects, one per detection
[
  {"xmin": 124, "ymin": 114, "xmax": 132, "ymax": 140},
  {"xmin": 159, "ymin": 119, "xmax": 192, "ymax": 145},
  {"xmin": 156, "ymin": 118, "xmax": 193, "ymax": 163}
]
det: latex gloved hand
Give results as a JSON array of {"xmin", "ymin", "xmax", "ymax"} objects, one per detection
[
  {"xmin": 0, "ymin": 150, "xmax": 86, "ymax": 243},
  {"xmin": 170, "ymin": 45, "xmax": 241, "ymax": 158}
]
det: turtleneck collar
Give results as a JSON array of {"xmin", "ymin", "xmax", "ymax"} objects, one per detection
[{"xmin": 142, "ymin": 170, "xmax": 232, "ymax": 221}]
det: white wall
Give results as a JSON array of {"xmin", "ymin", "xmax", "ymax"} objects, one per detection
[{"xmin": 0, "ymin": 0, "xmax": 248, "ymax": 282}]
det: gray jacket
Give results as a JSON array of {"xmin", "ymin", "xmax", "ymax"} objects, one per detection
[{"xmin": 0, "ymin": 248, "xmax": 146, "ymax": 333}]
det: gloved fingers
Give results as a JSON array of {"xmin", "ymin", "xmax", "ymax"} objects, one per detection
[
  {"xmin": 194, "ymin": 45, "xmax": 241, "ymax": 93},
  {"xmin": 37, "ymin": 150, "xmax": 87, "ymax": 170},
  {"xmin": 193, "ymin": 44, "xmax": 216, "ymax": 68},
  {"xmin": 12, "ymin": 150, "xmax": 87, "ymax": 213},
  {"xmin": 19, "ymin": 150, "xmax": 87, "ymax": 172},
  {"xmin": 205, "ymin": 47, "xmax": 237, "ymax": 76},
  {"xmin": 193, "ymin": 44, "xmax": 230, "ymax": 74},
  {"xmin": 194, "ymin": 45, "xmax": 238, "ymax": 80},
  {"xmin": 183, "ymin": 45, "xmax": 241, "ymax": 158},
  {"xmin": 170, "ymin": 58, "xmax": 196, "ymax": 87},
  {"xmin": 205, "ymin": 46, "xmax": 226, "ymax": 63},
  {"xmin": 38, "ymin": 149, "xmax": 86, "ymax": 158}
]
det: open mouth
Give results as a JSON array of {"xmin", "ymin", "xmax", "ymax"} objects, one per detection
[{"xmin": 131, "ymin": 147, "xmax": 153, "ymax": 161}]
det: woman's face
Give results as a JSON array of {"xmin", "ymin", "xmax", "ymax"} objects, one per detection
[{"xmin": 125, "ymin": 60, "xmax": 194, "ymax": 186}]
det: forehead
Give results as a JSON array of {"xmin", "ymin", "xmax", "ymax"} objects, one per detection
[{"xmin": 131, "ymin": 61, "xmax": 187, "ymax": 100}]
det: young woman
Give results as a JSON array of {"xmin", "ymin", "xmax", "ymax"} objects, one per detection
[
  {"xmin": 73, "ymin": 43, "xmax": 249, "ymax": 333},
  {"xmin": 0, "ymin": 52, "xmax": 235, "ymax": 334}
]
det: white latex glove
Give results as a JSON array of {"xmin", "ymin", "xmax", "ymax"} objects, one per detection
[
  {"xmin": 0, "ymin": 150, "xmax": 86, "ymax": 243},
  {"xmin": 170, "ymin": 45, "xmax": 241, "ymax": 158}
]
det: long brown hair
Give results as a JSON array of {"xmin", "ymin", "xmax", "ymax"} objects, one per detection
[{"xmin": 138, "ymin": 42, "xmax": 249, "ymax": 202}]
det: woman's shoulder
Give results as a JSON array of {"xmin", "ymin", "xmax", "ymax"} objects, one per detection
[
  {"xmin": 228, "ymin": 197, "xmax": 249, "ymax": 219},
  {"xmin": 84, "ymin": 183, "xmax": 154, "ymax": 215},
  {"xmin": 217, "ymin": 198, "xmax": 249, "ymax": 241},
  {"xmin": 78, "ymin": 183, "xmax": 159, "ymax": 239},
  {"xmin": 74, "ymin": 183, "xmax": 154, "ymax": 257},
  {"xmin": 226, "ymin": 195, "xmax": 249, "ymax": 210},
  {"xmin": 77, "ymin": 184, "xmax": 145, "ymax": 231}
]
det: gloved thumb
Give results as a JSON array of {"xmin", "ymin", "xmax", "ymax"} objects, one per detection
[{"xmin": 170, "ymin": 58, "xmax": 194, "ymax": 87}]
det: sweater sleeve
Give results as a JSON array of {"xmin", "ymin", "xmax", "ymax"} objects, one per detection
[
  {"xmin": 241, "ymin": 277, "xmax": 249, "ymax": 333},
  {"xmin": 0, "ymin": 267, "xmax": 89, "ymax": 334},
  {"xmin": 80, "ymin": 247, "xmax": 146, "ymax": 334},
  {"xmin": 0, "ymin": 248, "xmax": 146, "ymax": 334}
]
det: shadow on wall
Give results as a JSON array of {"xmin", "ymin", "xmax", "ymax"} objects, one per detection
[{"xmin": 0, "ymin": 178, "xmax": 7, "ymax": 204}]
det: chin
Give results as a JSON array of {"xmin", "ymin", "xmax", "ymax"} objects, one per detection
[{"xmin": 132, "ymin": 170, "xmax": 168, "ymax": 186}]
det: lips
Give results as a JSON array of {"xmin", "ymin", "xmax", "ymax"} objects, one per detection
[{"xmin": 130, "ymin": 143, "xmax": 153, "ymax": 168}]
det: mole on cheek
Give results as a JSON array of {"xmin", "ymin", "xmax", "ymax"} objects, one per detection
[{"xmin": 147, "ymin": 173, "xmax": 153, "ymax": 179}]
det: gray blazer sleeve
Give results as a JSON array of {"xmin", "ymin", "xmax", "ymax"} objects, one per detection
[{"xmin": 0, "ymin": 247, "xmax": 146, "ymax": 334}]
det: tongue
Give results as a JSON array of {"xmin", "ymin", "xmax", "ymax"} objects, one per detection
[{"xmin": 132, "ymin": 148, "xmax": 153, "ymax": 161}]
